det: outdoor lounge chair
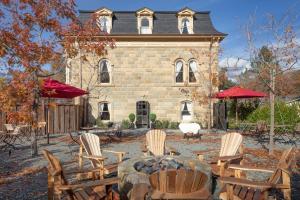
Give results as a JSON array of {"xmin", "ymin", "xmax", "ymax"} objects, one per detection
[
  {"xmin": 43, "ymin": 150, "xmax": 119, "ymax": 200},
  {"xmin": 219, "ymin": 147, "xmax": 295, "ymax": 200},
  {"xmin": 130, "ymin": 169, "xmax": 212, "ymax": 200},
  {"xmin": 194, "ymin": 132, "xmax": 243, "ymax": 177},
  {"xmin": 142, "ymin": 129, "xmax": 177, "ymax": 156},
  {"xmin": 79, "ymin": 132, "xmax": 126, "ymax": 178}
]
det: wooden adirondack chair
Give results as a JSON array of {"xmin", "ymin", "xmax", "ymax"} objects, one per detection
[
  {"xmin": 142, "ymin": 129, "xmax": 177, "ymax": 156},
  {"xmin": 79, "ymin": 133, "xmax": 126, "ymax": 178},
  {"xmin": 43, "ymin": 149, "xmax": 119, "ymax": 200},
  {"xmin": 194, "ymin": 132, "xmax": 243, "ymax": 177},
  {"xmin": 130, "ymin": 169, "xmax": 212, "ymax": 200},
  {"xmin": 219, "ymin": 147, "xmax": 295, "ymax": 200}
]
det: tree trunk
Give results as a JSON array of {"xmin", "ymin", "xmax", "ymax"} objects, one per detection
[
  {"xmin": 31, "ymin": 72, "xmax": 39, "ymax": 157},
  {"xmin": 269, "ymin": 68, "xmax": 275, "ymax": 155}
]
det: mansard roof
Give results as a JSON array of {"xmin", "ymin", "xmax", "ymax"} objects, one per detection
[{"xmin": 78, "ymin": 8, "xmax": 226, "ymax": 36}]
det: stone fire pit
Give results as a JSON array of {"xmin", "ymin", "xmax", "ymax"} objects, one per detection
[{"xmin": 118, "ymin": 155, "xmax": 212, "ymax": 199}]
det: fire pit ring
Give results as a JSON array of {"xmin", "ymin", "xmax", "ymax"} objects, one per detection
[{"xmin": 118, "ymin": 155, "xmax": 212, "ymax": 199}]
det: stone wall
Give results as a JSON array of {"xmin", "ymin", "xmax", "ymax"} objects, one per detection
[{"xmin": 69, "ymin": 41, "xmax": 220, "ymax": 127}]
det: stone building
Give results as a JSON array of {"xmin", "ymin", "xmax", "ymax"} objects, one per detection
[{"xmin": 67, "ymin": 7, "xmax": 226, "ymax": 128}]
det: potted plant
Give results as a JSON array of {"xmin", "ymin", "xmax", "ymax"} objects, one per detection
[
  {"xmin": 128, "ymin": 113, "xmax": 135, "ymax": 129},
  {"xmin": 149, "ymin": 113, "xmax": 157, "ymax": 129}
]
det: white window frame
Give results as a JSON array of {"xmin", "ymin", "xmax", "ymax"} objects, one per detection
[
  {"xmin": 98, "ymin": 59, "xmax": 112, "ymax": 84},
  {"xmin": 181, "ymin": 101, "xmax": 193, "ymax": 122},
  {"xmin": 97, "ymin": 16, "xmax": 112, "ymax": 33},
  {"xmin": 188, "ymin": 59, "xmax": 198, "ymax": 83},
  {"xmin": 140, "ymin": 17, "xmax": 151, "ymax": 34},
  {"xmin": 99, "ymin": 102, "xmax": 111, "ymax": 121},
  {"xmin": 175, "ymin": 59, "xmax": 184, "ymax": 84}
]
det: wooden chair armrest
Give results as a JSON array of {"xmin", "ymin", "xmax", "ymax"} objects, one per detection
[
  {"xmin": 102, "ymin": 150, "xmax": 126, "ymax": 155},
  {"xmin": 81, "ymin": 155, "xmax": 107, "ymax": 161},
  {"xmin": 193, "ymin": 149, "xmax": 215, "ymax": 155},
  {"xmin": 58, "ymin": 177, "xmax": 120, "ymax": 191},
  {"xmin": 64, "ymin": 167, "xmax": 103, "ymax": 175},
  {"xmin": 219, "ymin": 177, "xmax": 272, "ymax": 190},
  {"xmin": 103, "ymin": 150, "xmax": 127, "ymax": 162},
  {"xmin": 228, "ymin": 164, "xmax": 275, "ymax": 173},
  {"xmin": 218, "ymin": 154, "xmax": 243, "ymax": 162}
]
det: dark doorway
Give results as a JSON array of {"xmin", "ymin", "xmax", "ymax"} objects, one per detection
[
  {"xmin": 136, "ymin": 101, "xmax": 150, "ymax": 128},
  {"xmin": 213, "ymin": 102, "xmax": 227, "ymax": 130}
]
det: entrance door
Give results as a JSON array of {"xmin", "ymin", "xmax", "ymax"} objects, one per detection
[{"xmin": 136, "ymin": 101, "xmax": 150, "ymax": 128}]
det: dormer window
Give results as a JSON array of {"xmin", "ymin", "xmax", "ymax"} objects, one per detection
[
  {"xmin": 177, "ymin": 8, "xmax": 195, "ymax": 34},
  {"xmin": 136, "ymin": 8, "xmax": 154, "ymax": 34},
  {"xmin": 140, "ymin": 18, "xmax": 151, "ymax": 34},
  {"xmin": 99, "ymin": 17, "xmax": 109, "ymax": 33},
  {"xmin": 95, "ymin": 7, "xmax": 113, "ymax": 34},
  {"xmin": 181, "ymin": 18, "xmax": 190, "ymax": 34}
]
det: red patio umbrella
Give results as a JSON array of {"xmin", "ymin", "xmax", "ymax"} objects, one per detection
[
  {"xmin": 215, "ymin": 86, "xmax": 267, "ymax": 99},
  {"xmin": 41, "ymin": 78, "xmax": 88, "ymax": 143},
  {"xmin": 41, "ymin": 78, "xmax": 88, "ymax": 98},
  {"xmin": 214, "ymin": 86, "xmax": 267, "ymax": 125}
]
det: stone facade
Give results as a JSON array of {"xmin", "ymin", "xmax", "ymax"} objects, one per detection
[{"xmin": 68, "ymin": 41, "xmax": 220, "ymax": 128}]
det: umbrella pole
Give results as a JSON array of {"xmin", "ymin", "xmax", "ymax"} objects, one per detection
[
  {"xmin": 47, "ymin": 97, "xmax": 50, "ymax": 144},
  {"xmin": 235, "ymin": 99, "xmax": 238, "ymax": 127}
]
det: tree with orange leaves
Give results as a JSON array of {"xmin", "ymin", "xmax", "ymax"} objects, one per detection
[{"xmin": 0, "ymin": 0, "xmax": 114, "ymax": 156}]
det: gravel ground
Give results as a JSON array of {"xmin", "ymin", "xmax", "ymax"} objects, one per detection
[{"xmin": 0, "ymin": 129, "xmax": 299, "ymax": 199}]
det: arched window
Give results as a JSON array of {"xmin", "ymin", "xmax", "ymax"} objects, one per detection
[
  {"xmin": 99, "ymin": 102, "xmax": 110, "ymax": 120},
  {"xmin": 175, "ymin": 60, "xmax": 184, "ymax": 83},
  {"xmin": 188, "ymin": 60, "xmax": 197, "ymax": 82},
  {"xmin": 140, "ymin": 17, "xmax": 151, "ymax": 34},
  {"xmin": 181, "ymin": 101, "xmax": 193, "ymax": 121},
  {"xmin": 181, "ymin": 18, "xmax": 190, "ymax": 34},
  {"xmin": 98, "ymin": 59, "xmax": 110, "ymax": 83},
  {"xmin": 99, "ymin": 17, "xmax": 109, "ymax": 32}
]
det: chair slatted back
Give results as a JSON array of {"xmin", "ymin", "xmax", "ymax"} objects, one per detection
[
  {"xmin": 268, "ymin": 147, "xmax": 295, "ymax": 185},
  {"xmin": 219, "ymin": 132, "xmax": 243, "ymax": 157},
  {"xmin": 80, "ymin": 133, "xmax": 102, "ymax": 168},
  {"xmin": 146, "ymin": 129, "xmax": 166, "ymax": 156},
  {"xmin": 149, "ymin": 169, "xmax": 207, "ymax": 194},
  {"xmin": 42, "ymin": 150, "xmax": 68, "ymax": 185}
]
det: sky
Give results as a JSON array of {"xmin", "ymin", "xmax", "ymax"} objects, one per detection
[{"xmin": 76, "ymin": 0, "xmax": 300, "ymax": 78}]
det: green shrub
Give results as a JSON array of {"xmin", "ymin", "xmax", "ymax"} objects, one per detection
[
  {"xmin": 228, "ymin": 100, "xmax": 259, "ymax": 120},
  {"xmin": 150, "ymin": 113, "xmax": 157, "ymax": 122},
  {"xmin": 121, "ymin": 119, "xmax": 130, "ymax": 129},
  {"xmin": 246, "ymin": 102, "xmax": 300, "ymax": 128},
  {"xmin": 128, "ymin": 113, "xmax": 135, "ymax": 123},
  {"xmin": 95, "ymin": 117, "xmax": 107, "ymax": 128},
  {"xmin": 169, "ymin": 122, "xmax": 180, "ymax": 129},
  {"xmin": 162, "ymin": 120, "xmax": 170, "ymax": 129},
  {"xmin": 154, "ymin": 120, "xmax": 163, "ymax": 129}
]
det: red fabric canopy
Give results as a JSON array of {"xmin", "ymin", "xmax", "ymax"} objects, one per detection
[
  {"xmin": 214, "ymin": 86, "xmax": 267, "ymax": 99},
  {"xmin": 41, "ymin": 78, "xmax": 88, "ymax": 99}
]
